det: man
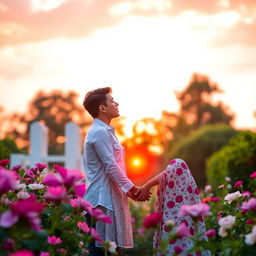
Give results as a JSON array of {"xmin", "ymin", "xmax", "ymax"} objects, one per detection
[{"xmin": 82, "ymin": 87, "xmax": 150, "ymax": 256}]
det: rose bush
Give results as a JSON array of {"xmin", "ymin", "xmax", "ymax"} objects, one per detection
[{"xmin": 0, "ymin": 159, "xmax": 116, "ymax": 255}]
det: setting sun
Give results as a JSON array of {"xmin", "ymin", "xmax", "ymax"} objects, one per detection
[{"xmin": 129, "ymin": 156, "xmax": 147, "ymax": 176}]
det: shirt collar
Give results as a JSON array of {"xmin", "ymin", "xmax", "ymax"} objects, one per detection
[{"xmin": 93, "ymin": 118, "xmax": 114, "ymax": 132}]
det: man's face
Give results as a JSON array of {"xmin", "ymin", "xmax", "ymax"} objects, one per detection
[{"xmin": 102, "ymin": 93, "xmax": 119, "ymax": 118}]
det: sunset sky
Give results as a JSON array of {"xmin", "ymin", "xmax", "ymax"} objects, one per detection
[{"xmin": 0, "ymin": 0, "xmax": 256, "ymax": 133}]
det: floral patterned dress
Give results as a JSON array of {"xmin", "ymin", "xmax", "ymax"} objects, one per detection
[{"xmin": 153, "ymin": 158, "xmax": 210, "ymax": 256}]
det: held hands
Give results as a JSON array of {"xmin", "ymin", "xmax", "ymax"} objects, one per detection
[{"xmin": 127, "ymin": 184, "xmax": 152, "ymax": 202}]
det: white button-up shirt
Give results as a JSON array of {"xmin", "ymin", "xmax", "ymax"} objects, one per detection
[{"xmin": 83, "ymin": 118, "xmax": 134, "ymax": 210}]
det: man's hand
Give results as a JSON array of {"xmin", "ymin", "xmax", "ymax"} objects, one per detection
[{"xmin": 136, "ymin": 185, "xmax": 152, "ymax": 202}]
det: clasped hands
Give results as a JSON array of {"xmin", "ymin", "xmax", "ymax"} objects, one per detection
[{"xmin": 127, "ymin": 185, "xmax": 152, "ymax": 202}]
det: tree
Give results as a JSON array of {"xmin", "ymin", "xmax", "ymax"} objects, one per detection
[
  {"xmin": 167, "ymin": 124, "xmax": 238, "ymax": 187},
  {"xmin": 177, "ymin": 73, "xmax": 233, "ymax": 129},
  {"xmin": 162, "ymin": 73, "xmax": 234, "ymax": 145},
  {"xmin": 2, "ymin": 90, "xmax": 91, "ymax": 154}
]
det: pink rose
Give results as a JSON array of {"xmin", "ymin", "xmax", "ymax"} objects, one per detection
[
  {"xmin": 9, "ymin": 250, "xmax": 34, "ymax": 256},
  {"xmin": 143, "ymin": 212, "xmax": 162, "ymax": 229},
  {"xmin": 241, "ymin": 198, "xmax": 256, "ymax": 213},
  {"xmin": 179, "ymin": 203, "xmax": 211, "ymax": 218},
  {"xmin": 44, "ymin": 186, "xmax": 67, "ymax": 201},
  {"xmin": 47, "ymin": 236, "xmax": 62, "ymax": 245},
  {"xmin": 0, "ymin": 159, "xmax": 10, "ymax": 167},
  {"xmin": 90, "ymin": 228, "xmax": 104, "ymax": 243},
  {"xmin": 77, "ymin": 221, "xmax": 90, "ymax": 233},
  {"xmin": 0, "ymin": 168, "xmax": 17, "ymax": 194},
  {"xmin": 250, "ymin": 172, "xmax": 256, "ymax": 178},
  {"xmin": 234, "ymin": 180, "xmax": 243, "ymax": 188},
  {"xmin": 205, "ymin": 229, "xmax": 216, "ymax": 238}
]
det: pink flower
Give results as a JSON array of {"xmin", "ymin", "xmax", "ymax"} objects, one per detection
[
  {"xmin": 205, "ymin": 229, "xmax": 216, "ymax": 238},
  {"xmin": 9, "ymin": 250, "xmax": 34, "ymax": 256},
  {"xmin": 218, "ymin": 184, "xmax": 224, "ymax": 189},
  {"xmin": 90, "ymin": 228, "xmax": 104, "ymax": 243},
  {"xmin": 74, "ymin": 183, "xmax": 86, "ymax": 197},
  {"xmin": 176, "ymin": 223, "xmax": 191, "ymax": 238},
  {"xmin": 179, "ymin": 203, "xmax": 211, "ymax": 218},
  {"xmin": 77, "ymin": 221, "xmax": 90, "ymax": 233},
  {"xmin": 0, "ymin": 159, "xmax": 10, "ymax": 167},
  {"xmin": 39, "ymin": 253, "xmax": 50, "ymax": 256},
  {"xmin": 174, "ymin": 245, "xmax": 183, "ymax": 254},
  {"xmin": 211, "ymin": 197, "xmax": 221, "ymax": 202},
  {"xmin": 25, "ymin": 169, "xmax": 36, "ymax": 178},
  {"xmin": 54, "ymin": 165, "xmax": 83, "ymax": 186},
  {"xmin": 250, "ymin": 172, "xmax": 256, "ymax": 178},
  {"xmin": 12, "ymin": 164, "xmax": 22, "ymax": 170},
  {"xmin": 0, "ymin": 210, "xmax": 19, "ymax": 228},
  {"xmin": 48, "ymin": 236, "xmax": 62, "ymax": 245},
  {"xmin": 242, "ymin": 191, "xmax": 252, "ymax": 197},
  {"xmin": 234, "ymin": 180, "xmax": 243, "ymax": 188},
  {"xmin": 44, "ymin": 186, "xmax": 67, "ymax": 201},
  {"xmin": 143, "ymin": 212, "xmax": 162, "ymax": 229},
  {"xmin": 87, "ymin": 208, "xmax": 112, "ymax": 223},
  {"xmin": 42, "ymin": 174, "xmax": 63, "ymax": 186},
  {"xmin": 35, "ymin": 163, "xmax": 48, "ymax": 169},
  {"xmin": 10, "ymin": 196, "xmax": 45, "ymax": 230},
  {"xmin": 246, "ymin": 218, "xmax": 254, "ymax": 225},
  {"xmin": 70, "ymin": 197, "xmax": 92, "ymax": 211},
  {"xmin": 0, "ymin": 168, "xmax": 17, "ymax": 194},
  {"xmin": 241, "ymin": 198, "xmax": 256, "ymax": 213}
]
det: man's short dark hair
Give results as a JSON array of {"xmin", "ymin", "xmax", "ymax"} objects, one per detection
[{"xmin": 83, "ymin": 87, "xmax": 112, "ymax": 118}]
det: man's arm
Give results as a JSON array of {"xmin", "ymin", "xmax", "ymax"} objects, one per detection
[{"xmin": 93, "ymin": 128, "xmax": 136, "ymax": 194}]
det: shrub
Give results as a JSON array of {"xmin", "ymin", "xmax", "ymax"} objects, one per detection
[
  {"xmin": 167, "ymin": 124, "xmax": 238, "ymax": 187},
  {"xmin": 206, "ymin": 131, "xmax": 256, "ymax": 191}
]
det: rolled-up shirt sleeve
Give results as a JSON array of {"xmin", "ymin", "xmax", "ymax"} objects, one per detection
[{"xmin": 93, "ymin": 128, "xmax": 134, "ymax": 193}]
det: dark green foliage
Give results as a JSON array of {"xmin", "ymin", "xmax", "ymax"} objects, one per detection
[
  {"xmin": 206, "ymin": 131, "xmax": 256, "ymax": 190},
  {"xmin": 0, "ymin": 137, "xmax": 25, "ymax": 159},
  {"xmin": 168, "ymin": 124, "xmax": 238, "ymax": 187}
]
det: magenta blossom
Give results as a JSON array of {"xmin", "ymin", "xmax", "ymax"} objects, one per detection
[
  {"xmin": 179, "ymin": 203, "xmax": 211, "ymax": 218},
  {"xmin": 70, "ymin": 197, "xmax": 92, "ymax": 212},
  {"xmin": 39, "ymin": 253, "xmax": 50, "ymax": 256},
  {"xmin": 9, "ymin": 250, "xmax": 34, "ymax": 256},
  {"xmin": 0, "ymin": 210, "xmax": 19, "ymax": 228},
  {"xmin": 74, "ymin": 183, "xmax": 86, "ymax": 197},
  {"xmin": 87, "ymin": 208, "xmax": 112, "ymax": 223},
  {"xmin": 0, "ymin": 168, "xmax": 17, "ymax": 194},
  {"xmin": 10, "ymin": 196, "xmax": 45, "ymax": 231},
  {"xmin": 174, "ymin": 245, "xmax": 183, "ymax": 254},
  {"xmin": 205, "ymin": 229, "xmax": 216, "ymax": 238},
  {"xmin": 90, "ymin": 228, "xmax": 104, "ymax": 243},
  {"xmin": 11, "ymin": 164, "xmax": 22, "ymax": 170},
  {"xmin": 242, "ymin": 191, "xmax": 252, "ymax": 197},
  {"xmin": 77, "ymin": 221, "xmax": 90, "ymax": 233},
  {"xmin": 48, "ymin": 236, "xmax": 62, "ymax": 245},
  {"xmin": 0, "ymin": 159, "xmax": 10, "ymax": 167},
  {"xmin": 250, "ymin": 172, "xmax": 256, "ymax": 178},
  {"xmin": 54, "ymin": 164, "xmax": 83, "ymax": 186},
  {"xmin": 35, "ymin": 162, "xmax": 48, "ymax": 169},
  {"xmin": 44, "ymin": 186, "xmax": 67, "ymax": 201},
  {"xmin": 234, "ymin": 180, "xmax": 243, "ymax": 188},
  {"xmin": 42, "ymin": 173, "xmax": 63, "ymax": 186},
  {"xmin": 176, "ymin": 223, "xmax": 191, "ymax": 238},
  {"xmin": 241, "ymin": 198, "xmax": 256, "ymax": 213},
  {"xmin": 143, "ymin": 212, "xmax": 162, "ymax": 229}
]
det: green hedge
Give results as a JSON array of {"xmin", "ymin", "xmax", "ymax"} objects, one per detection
[
  {"xmin": 167, "ymin": 124, "xmax": 238, "ymax": 187},
  {"xmin": 206, "ymin": 131, "xmax": 256, "ymax": 190}
]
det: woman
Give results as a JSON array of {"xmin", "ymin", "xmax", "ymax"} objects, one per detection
[{"xmin": 141, "ymin": 158, "xmax": 210, "ymax": 256}]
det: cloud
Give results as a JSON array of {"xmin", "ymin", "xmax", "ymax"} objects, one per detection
[
  {"xmin": 0, "ymin": 0, "xmax": 122, "ymax": 48},
  {"xmin": 0, "ymin": 0, "xmax": 256, "ymax": 49}
]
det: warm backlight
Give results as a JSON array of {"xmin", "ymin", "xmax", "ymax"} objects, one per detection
[{"xmin": 129, "ymin": 155, "xmax": 147, "ymax": 176}]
